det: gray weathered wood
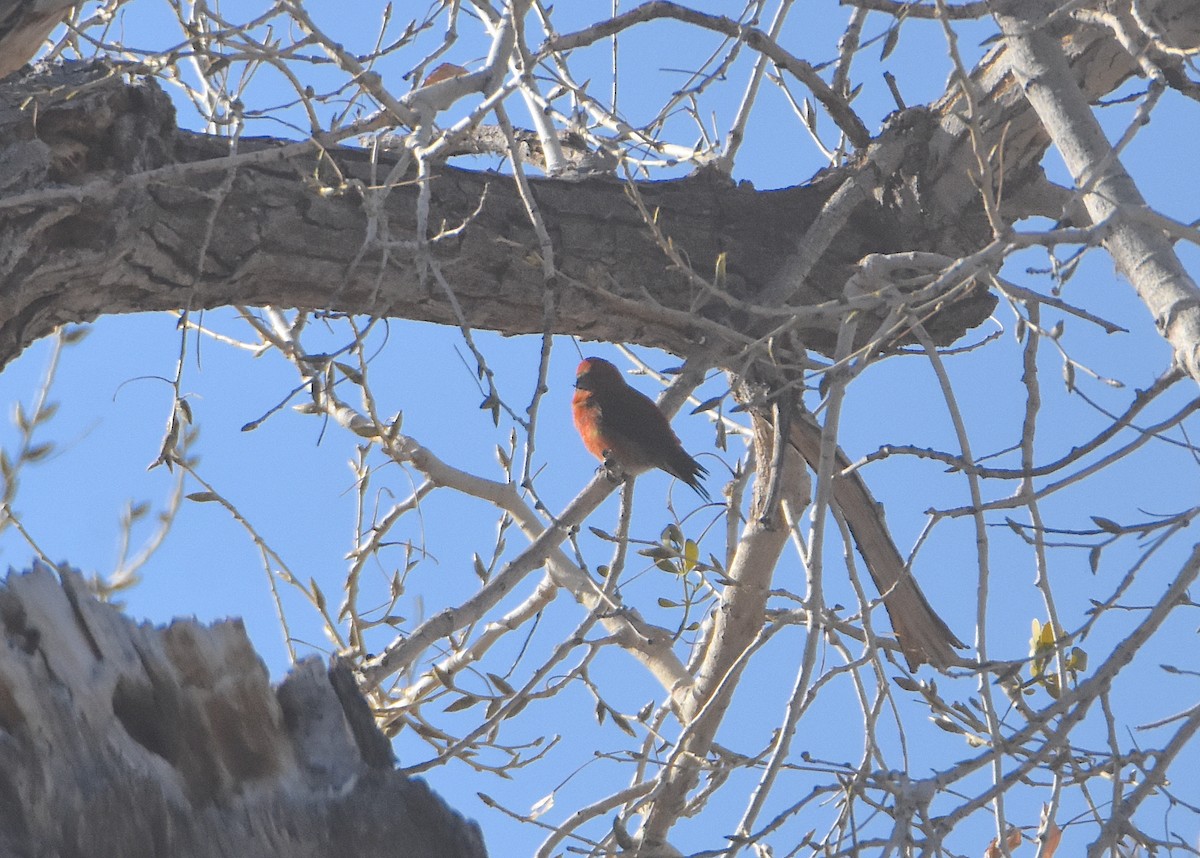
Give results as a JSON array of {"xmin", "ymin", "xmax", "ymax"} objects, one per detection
[
  {"xmin": 0, "ymin": 564, "xmax": 487, "ymax": 857},
  {"xmin": 0, "ymin": 0, "xmax": 73, "ymax": 77}
]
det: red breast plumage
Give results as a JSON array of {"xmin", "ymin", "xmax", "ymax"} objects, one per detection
[{"xmin": 572, "ymin": 357, "xmax": 710, "ymax": 500}]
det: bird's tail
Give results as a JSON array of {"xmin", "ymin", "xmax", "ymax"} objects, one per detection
[{"xmin": 665, "ymin": 450, "xmax": 711, "ymax": 501}]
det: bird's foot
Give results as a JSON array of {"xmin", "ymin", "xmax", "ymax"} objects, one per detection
[{"xmin": 600, "ymin": 455, "xmax": 628, "ymax": 486}]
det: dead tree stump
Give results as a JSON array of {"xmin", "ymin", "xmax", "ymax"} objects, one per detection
[{"xmin": 0, "ymin": 563, "xmax": 487, "ymax": 858}]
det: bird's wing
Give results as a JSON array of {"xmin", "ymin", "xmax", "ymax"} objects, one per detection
[
  {"xmin": 601, "ymin": 388, "xmax": 709, "ymax": 501},
  {"xmin": 599, "ymin": 388, "xmax": 681, "ymax": 462}
]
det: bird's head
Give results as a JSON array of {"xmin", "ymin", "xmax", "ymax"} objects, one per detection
[{"xmin": 575, "ymin": 357, "xmax": 625, "ymax": 392}]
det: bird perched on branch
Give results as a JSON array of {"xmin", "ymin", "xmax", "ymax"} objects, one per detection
[{"xmin": 572, "ymin": 357, "xmax": 710, "ymax": 500}]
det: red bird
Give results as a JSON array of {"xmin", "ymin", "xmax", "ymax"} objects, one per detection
[{"xmin": 572, "ymin": 357, "xmax": 710, "ymax": 500}]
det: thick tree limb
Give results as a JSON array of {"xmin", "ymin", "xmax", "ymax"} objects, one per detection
[
  {"xmin": 0, "ymin": 2, "xmax": 1159, "ymax": 373},
  {"xmin": 0, "ymin": 60, "xmax": 998, "ymax": 372},
  {"xmin": 787, "ymin": 413, "xmax": 966, "ymax": 669},
  {"xmin": 0, "ymin": 1, "xmax": 1184, "ymax": 379},
  {"xmin": 996, "ymin": 0, "xmax": 1200, "ymax": 382},
  {"xmin": 640, "ymin": 393, "xmax": 806, "ymax": 851}
]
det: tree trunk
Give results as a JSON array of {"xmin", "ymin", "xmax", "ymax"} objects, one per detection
[{"xmin": 0, "ymin": 564, "xmax": 487, "ymax": 858}]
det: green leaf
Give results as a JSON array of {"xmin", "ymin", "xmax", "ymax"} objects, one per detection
[
  {"xmin": 334, "ymin": 361, "xmax": 363, "ymax": 385},
  {"xmin": 21, "ymin": 443, "xmax": 53, "ymax": 463},
  {"xmin": 488, "ymin": 673, "xmax": 515, "ymax": 696},
  {"xmin": 640, "ymin": 546, "xmax": 674, "ymax": 561},
  {"xmin": 610, "ymin": 710, "xmax": 636, "ymax": 737},
  {"xmin": 33, "ymin": 402, "xmax": 59, "ymax": 425},
  {"xmin": 444, "ymin": 694, "xmax": 481, "ymax": 713},
  {"xmin": 932, "ymin": 716, "xmax": 963, "ymax": 734},
  {"xmin": 880, "ymin": 24, "xmax": 900, "ymax": 60}
]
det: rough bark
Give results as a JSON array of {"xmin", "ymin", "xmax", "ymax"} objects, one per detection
[
  {"xmin": 0, "ymin": 3, "xmax": 1190, "ymax": 373},
  {"xmin": 0, "ymin": 0, "xmax": 73, "ymax": 77},
  {"xmin": 0, "ymin": 0, "xmax": 1168, "ymax": 373},
  {"xmin": 0, "ymin": 564, "xmax": 487, "ymax": 858},
  {"xmin": 0, "ymin": 62, "xmax": 996, "ymax": 372}
]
